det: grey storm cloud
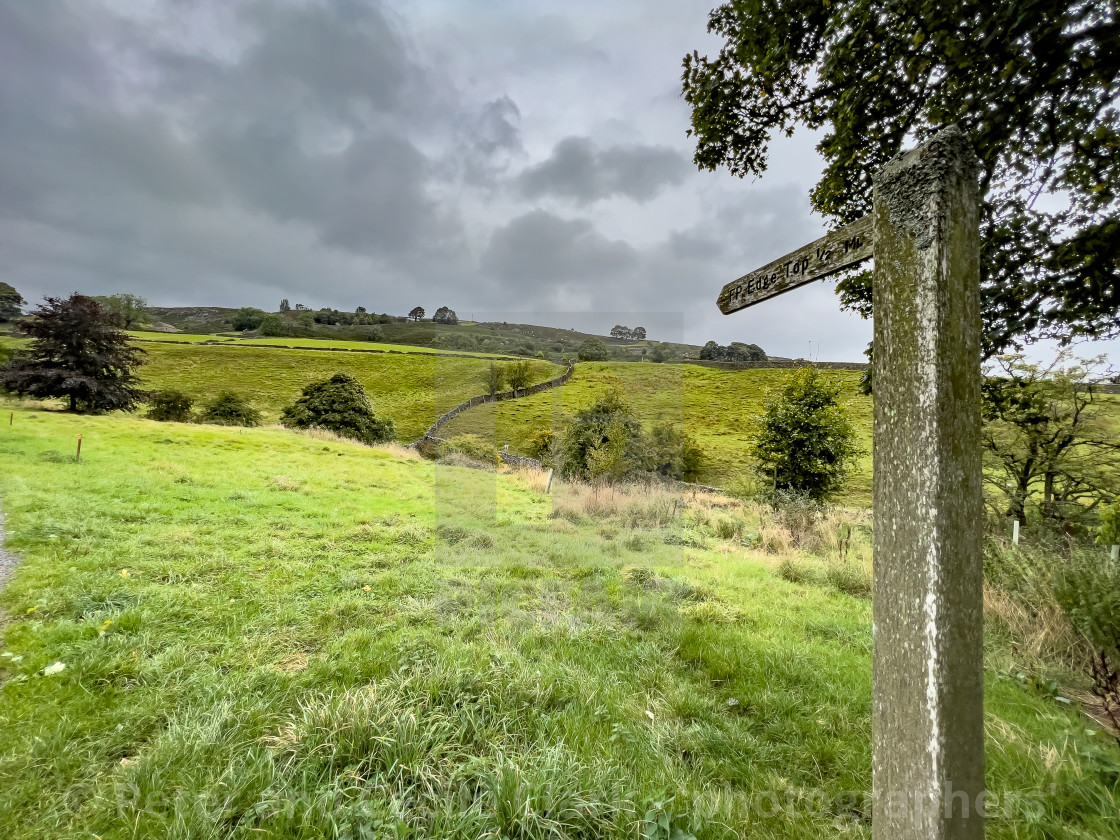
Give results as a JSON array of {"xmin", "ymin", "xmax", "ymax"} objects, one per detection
[{"xmin": 516, "ymin": 137, "xmax": 690, "ymax": 205}]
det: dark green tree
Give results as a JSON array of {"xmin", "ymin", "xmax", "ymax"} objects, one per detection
[
  {"xmin": 577, "ymin": 337, "xmax": 611, "ymax": 361},
  {"xmin": 559, "ymin": 390, "xmax": 644, "ymax": 482},
  {"xmin": 682, "ymin": 1, "xmax": 1120, "ymax": 355},
  {"xmin": 201, "ymin": 392, "xmax": 261, "ymax": 427},
  {"xmin": 279, "ymin": 298, "xmax": 291, "ymax": 312},
  {"xmin": 1, "ymin": 295, "xmax": 146, "ymax": 412},
  {"xmin": 232, "ymin": 307, "xmax": 268, "ymax": 331},
  {"xmin": 752, "ymin": 367, "xmax": 859, "ymax": 501},
  {"xmin": 482, "ymin": 362, "xmax": 505, "ymax": 397},
  {"xmin": 280, "ymin": 374, "xmax": 395, "ymax": 445},
  {"xmin": 505, "ymin": 360, "xmax": 534, "ymax": 394},
  {"xmin": 408, "ymin": 306, "xmax": 425, "ymax": 322},
  {"xmin": 0, "ymin": 282, "xmax": 25, "ymax": 321},
  {"xmin": 644, "ymin": 422, "xmax": 705, "ymax": 483},
  {"xmin": 432, "ymin": 306, "xmax": 459, "ymax": 325}
]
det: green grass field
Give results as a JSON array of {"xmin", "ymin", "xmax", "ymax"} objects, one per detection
[
  {"xmin": 440, "ymin": 363, "xmax": 875, "ymax": 504},
  {"xmin": 126, "ymin": 331, "xmax": 521, "ymax": 358},
  {"xmin": 0, "ymin": 336, "xmax": 561, "ymax": 443},
  {"xmin": 0, "ymin": 408, "xmax": 1115, "ymax": 838}
]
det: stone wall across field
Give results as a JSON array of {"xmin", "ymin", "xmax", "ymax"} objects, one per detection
[
  {"xmin": 686, "ymin": 359, "xmax": 867, "ymax": 371},
  {"xmin": 409, "ymin": 362, "xmax": 575, "ymax": 445}
]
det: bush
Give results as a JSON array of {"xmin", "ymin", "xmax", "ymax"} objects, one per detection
[
  {"xmin": 280, "ymin": 374, "xmax": 395, "ymax": 445},
  {"xmin": 146, "ymin": 390, "xmax": 194, "ymax": 422},
  {"xmin": 644, "ymin": 422, "xmax": 704, "ymax": 482},
  {"xmin": 559, "ymin": 391, "xmax": 644, "ymax": 482},
  {"xmin": 360, "ymin": 325, "xmax": 385, "ymax": 342},
  {"xmin": 201, "ymin": 391, "xmax": 261, "ymax": 426},
  {"xmin": 577, "ymin": 337, "xmax": 611, "ymax": 361},
  {"xmin": 527, "ymin": 428, "xmax": 558, "ymax": 467},
  {"xmin": 437, "ymin": 434, "xmax": 501, "ymax": 467},
  {"xmin": 752, "ymin": 367, "xmax": 859, "ymax": 501},
  {"xmin": 259, "ymin": 315, "xmax": 290, "ymax": 337},
  {"xmin": 232, "ymin": 307, "xmax": 268, "ymax": 331}
]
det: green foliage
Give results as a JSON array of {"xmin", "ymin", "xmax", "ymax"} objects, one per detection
[
  {"xmin": 92, "ymin": 293, "xmax": 149, "ymax": 329},
  {"xmin": 577, "ymin": 337, "xmax": 611, "ymax": 361},
  {"xmin": 752, "ymin": 368, "xmax": 859, "ymax": 501},
  {"xmin": 505, "ymin": 360, "xmax": 533, "ymax": 392},
  {"xmin": 1, "ymin": 294, "xmax": 147, "ymax": 412},
  {"xmin": 482, "ymin": 361, "xmax": 504, "ymax": 397},
  {"xmin": 361, "ymin": 325, "xmax": 385, "ymax": 342},
  {"xmin": 699, "ymin": 341, "xmax": 767, "ymax": 362},
  {"xmin": 279, "ymin": 298, "xmax": 291, "ymax": 312},
  {"xmin": 259, "ymin": 315, "xmax": 291, "ymax": 337},
  {"xmin": 201, "ymin": 391, "xmax": 261, "ymax": 427},
  {"xmin": 146, "ymin": 390, "xmax": 194, "ymax": 423},
  {"xmin": 681, "ymin": 1, "xmax": 1120, "ymax": 353},
  {"xmin": 432, "ymin": 305, "xmax": 459, "ymax": 325},
  {"xmin": 981, "ymin": 352, "xmax": 1120, "ymax": 525},
  {"xmin": 526, "ymin": 428, "xmax": 558, "ymax": 467},
  {"xmin": 232, "ymin": 307, "xmax": 268, "ymax": 331},
  {"xmin": 408, "ymin": 306, "xmax": 425, "ymax": 322},
  {"xmin": 0, "ymin": 281, "xmax": 25, "ymax": 322},
  {"xmin": 559, "ymin": 391, "xmax": 644, "ymax": 482},
  {"xmin": 644, "ymin": 422, "xmax": 705, "ymax": 483},
  {"xmin": 437, "ymin": 433, "xmax": 501, "ymax": 466},
  {"xmin": 1099, "ymin": 503, "xmax": 1120, "ymax": 547},
  {"xmin": 280, "ymin": 373, "xmax": 395, "ymax": 445}
]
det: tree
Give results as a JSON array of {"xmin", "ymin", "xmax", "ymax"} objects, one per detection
[
  {"xmin": 981, "ymin": 351, "xmax": 1120, "ymax": 525},
  {"xmin": 482, "ymin": 362, "xmax": 505, "ymax": 397},
  {"xmin": 94, "ymin": 293, "xmax": 149, "ymax": 329},
  {"xmin": 280, "ymin": 373, "xmax": 395, "ymax": 445},
  {"xmin": 355, "ymin": 306, "xmax": 366, "ymax": 314},
  {"xmin": 432, "ymin": 306, "xmax": 459, "ymax": 325},
  {"xmin": 559, "ymin": 390, "xmax": 645, "ymax": 482},
  {"xmin": 632, "ymin": 326, "xmax": 647, "ymax": 340},
  {"xmin": 682, "ymin": 1, "xmax": 1120, "ymax": 356},
  {"xmin": 232, "ymin": 307, "xmax": 267, "ymax": 331},
  {"xmin": 752, "ymin": 367, "xmax": 860, "ymax": 501},
  {"xmin": 644, "ymin": 422, "xmax": 705, "ymax": 482},
  {"xmin": 294, "ymin": 303, "xmax": 308, "ymax": 311},
  {"xmin": 0, "ymin": 282, "xmax": 25, "ymax": 322},
  {"xmin": 201, "ymin": 391, "xmax": 261, "ymax": 427},
  {"xmin": 146, "ymin": 390, "xmax": 194, "ymax": 423},
  {"xmin": 408, "ymin": 306, "xmax": 425, "ymax": 322},
  {"xmin": 577, "ymin": 337, "xmax": 611, "ymax": 361},
  {"xmin": 700, "ymin": 341, "xmax": 767, "ymax": 362},
  {"xmin": 279, "ymin": 299, "xmax": 291, "ymax": 312},
  {"xmin": 259, "ymin": 315, "xmax": 289, "ymax": 337},
  {"xmin": 610, "ymin": 325, "xmax": 632, "ymax": 340},
  {"xmin": 1, "ymin": 295, "xmax": 147, "ymax": 412},
  {"xmin": 505, "ymin": 360, "xmax": 533, "ymax": 394}
]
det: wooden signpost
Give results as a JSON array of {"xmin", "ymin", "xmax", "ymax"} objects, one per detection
[{"xmin": 719, "ymin": 126, "xmax": 984, "ymax": 840}]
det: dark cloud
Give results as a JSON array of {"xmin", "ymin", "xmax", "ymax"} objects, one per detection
[{"xmin": 516, "ymin": 137, "xmax": 689, "ymax": 204}]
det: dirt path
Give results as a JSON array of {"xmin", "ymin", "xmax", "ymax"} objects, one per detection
[{"xmin": 0, "ymin": 507, "xmax": 18, "ymax": 591}]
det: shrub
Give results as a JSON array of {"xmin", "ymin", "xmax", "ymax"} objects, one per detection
[
  {"xmin": 752, "ymin": 367, "xmax": 859, "ymax": 501},
  {"xmin": 259, "ymin": 315, "xmax": 290, "ymax": 337},
  {"xmin": 527, "ymin": 428, "xmax": 558, "ymax": 467},
  {"xmin": 232, "ymin": 307, "xmax": 267, "ymax": 331},
  {"xmin": 437, "ymin": 434, "xmax": 501, "ymax": 467},
  {"xmin": 361, "ymin": 325, "xmax": 385, "ymax": 342},
  {"xmin": 577, "ymin": 337, "xmax": 611, "ymax": 361},
  {"xmin": 201, "ymin": 391, "xmax": 261, "ymax": 426},
  {"xmin": 559, "ymin": 391, "xmax": 644, "ymax": 482},
  {"xmin": 146, "ymin": 390, "xmax": 194, "ymax": 423},
  {"xmin": 280, "ymin": 374, "xmax": 395, "ymax": 445},
  {"xmin": 643, "ymin": 422, "xmax": 705, "ymax": 482}
]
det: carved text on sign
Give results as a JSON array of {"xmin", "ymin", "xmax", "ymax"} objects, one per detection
[{"xmin": 717, "ymin": 214, "xmax": 873, "ymax": 314}]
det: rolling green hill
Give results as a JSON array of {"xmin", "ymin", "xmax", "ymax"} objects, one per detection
[
  {"xmin": 0, "ymin": 409, "xmax": 1114, "ymax": 838},
  {"xmin": 439, "ymin": 362, "xmax": 875, "ymax": 505}
]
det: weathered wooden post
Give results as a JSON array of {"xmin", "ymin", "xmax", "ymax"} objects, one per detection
[
  {"xmin": 717, "ymin": 126, "xmax": 984, "ymax": 837},
  {"xmin": 871, "ymin": 126, "xmax": 984, "ymax": 839}
]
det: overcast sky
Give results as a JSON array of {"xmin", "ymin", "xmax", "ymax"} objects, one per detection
[{"xmin": 2, "ymin": 0, "xmax": 1115, "ymax": 363}]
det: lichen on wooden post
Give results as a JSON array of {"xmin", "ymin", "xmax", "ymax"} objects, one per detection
[{"xmin": 871, "ymin": 125, "xmax": 985, "ymax": 839}]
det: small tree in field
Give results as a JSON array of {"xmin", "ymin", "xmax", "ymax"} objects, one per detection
[
  {"xmin": 279, "ymin": 299, "xmax": 291, "ymax": 312},
  {"xmin": 94, "ymin": 293, "xmax": 149, "ymax": 329},
  {"xmin": 0, "ymin": 282, "xmax": 25, "ymax": 322},
  {"xmin": 505, "ymin": 361, "xmax": 533, "ymax": 395},
  {"xmin": 408, "ymin": 306, "xmax": 425, "ymax": 322},
  {"xmin": 1, "ymin": 294, "xmax": 146, "ymax": 412},
  {"xmin": 280, "ymin": 374, "xmax": 395, "ymax": 445},
  {"xmin": 559, "ymin": 391, "xmax": 644, "ymax": 482},
  {"xmin": 482, "ymin": 362, "xmax": 504, "ymax": 397},
  {"xmin": 432, "ymin": 306, "xmax": 458, "ymax": 325},
  {"xmin": 752, "ymin": 367, "xmax": 859, "ymax": 501},
  {"xmin": 232, "ymin": 307, "xmax": 267, "ymax": 331}
]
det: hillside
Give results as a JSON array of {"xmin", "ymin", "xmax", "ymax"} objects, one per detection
[
  {"xmin": 0, "ymin": 409, "xmax": 1115, "ymax": 838},
  {"xmin": 439, "ymin": 362, "xmax": 875, "ymax": 504}
]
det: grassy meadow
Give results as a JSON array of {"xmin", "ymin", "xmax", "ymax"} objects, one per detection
[
  {"xmin": 126, "ymin": 331, "xmax": 522, "ymax": 358},
  {"xmin": 0, "ymin": 334, "xmax": 561, "ymax": 443},
  {"xmin": 0, "ymin": 407, "xmax": 1117, "ymax": 838},
  {"xmin": 439, "ymin": 363, "xmax": 875, "ymax": 505}
]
